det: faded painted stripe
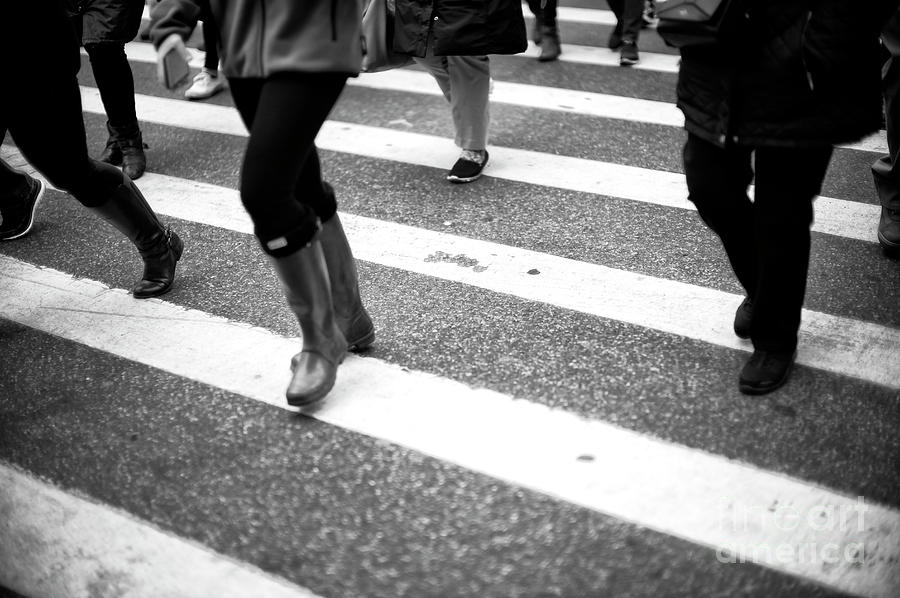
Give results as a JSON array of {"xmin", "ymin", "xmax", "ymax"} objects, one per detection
[
  {"xmin": 74, "ymin": 87, "xmax": 881, "ymax": 243},
  {"xmin": 5, "ymin": 138, "xmax": 896, "ymax": 390},
  {"xmin": 1, "ymin": 257, "xmax": 898, "ymax": 598},
  {"xmin": 0, "ymin": 462, "xmax": 322, "ymax": 598},
  {"xmin": 114, "ymin": 41, "xmax": 886, "ymax": 153}
]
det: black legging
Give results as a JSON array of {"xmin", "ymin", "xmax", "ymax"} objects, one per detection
[
  {"xmin": 1, "ymin": 0, "xmax": 127, "ymax": 207},
  {"xmin": 228, "ymin": 73, "xmax": 347, "ymax": 256},
  {"xmin": 199, "ymin": 0, "xmax": 220, "ymax": 71}
]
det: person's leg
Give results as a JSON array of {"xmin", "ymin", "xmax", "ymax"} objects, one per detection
[
  {"xmin": 607, "ymin": 0, "xmax": 643, "ymax": 63},
  {"xmin": 446, "ymin": 55, "xmax": 491, "ymax": 152},
  {"xmin": 414, "ymin": 53, "xmax": 491, "ymax": 182},
  {"xmin": 202, "ymin": 16, "xmax": 219, "ymax": 71},
  {"xmin": 526, "ymin": 0, "xmax": 543, "ymax": 43},
  {"xmin": 734, "ymin": 144, "xmax": 833, "ymax": 394},
  {"xmin": 185, "ymin": 2, "xmax": 228, "ymax": 100},
  {"xmin": 537, "ymin": 0, "xmax": 561, "ymax": 61},
  {"xmin": 414, "ymin": 54, "xmax": 453, "ymax": 102},
  {"xmin": 606, "ymin": 0, "xmax": 624, "ymax": 48},
  {"xmin": 4, "ymin": 2, "xmax": 181, "ymax": 297},
  {"xmin": 229, "ymin": 73, "xmax": 351, "ymax": 406},
  {"xmin": 683, "ymin": 134, "xmax": 757, "ymax": 297},
  {"xmin": 287, "ymin": 134, "xmax": 375, "ymax": 352},
  {"xmin": 85, "ymin": 41, "xmax": 147, "ymax": 179},
  {"xmin": 874, "ymin": 10, "xmax": 900, "ymax": 251},
  {"xmin": 751, "ymin": 145, "xmax": 833, "ymax": 354}
]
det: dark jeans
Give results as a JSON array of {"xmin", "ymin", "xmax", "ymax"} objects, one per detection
[
  {"xmin": 873, "ymin": 10, "xmax": 900, "ymax": 210},
  {"xmin": 683, "ymin": 134, "xmax": 833, "ymax": 353},
  {"xmin": 527, "ymin": 0, "xmax": 558, "ymax": 28},
  {"xmin": 1, "ymin": 0, "xmax": 127, "ymax": 208},
  {"xmin": 229, "ymin": 74, "xmax": 347, "ymax": 256},
  {"xmin": 607, "ymin": 0, "xmax": 645, "ymax": 42},
  {"xmin": 84, "ymin": 42, "xmax": 139, "ymax": 130}
]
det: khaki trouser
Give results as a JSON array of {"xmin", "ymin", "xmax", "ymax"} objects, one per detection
[{"xmin": 414, "ymin": 52, "xmax": 491, "ymax": 151}]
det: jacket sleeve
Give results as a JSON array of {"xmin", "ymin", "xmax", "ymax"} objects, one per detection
[
  {"xmin": 149, "ymin": 0, "xmax": 202, "ymax": 49},
  {"xmin": 803, "ymin": 0, "xmax": 898, "ymax": 91}
]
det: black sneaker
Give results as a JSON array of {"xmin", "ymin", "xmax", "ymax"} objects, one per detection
[
  {"xmin": 447, "ymin": 150, "xmax": 489, "ymax": 184},
  {"xmin": 0, "ymin": 175, "xmax": 45, "ymax": 241},
  {"xmin": 620, "ymin": 40, "xmax": 640, "ymax": 66},
  {"xmin": 738, "ymin": 349, "xmax": 796, "ymax": 395},
  {"xmin": 733, "ymin": 297, "xmax": 753, "ymax": 339}
]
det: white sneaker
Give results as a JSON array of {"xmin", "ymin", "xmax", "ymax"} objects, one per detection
[{"xmin": 184, "ymin": 68, "xmax": 227, "ymax": 100}]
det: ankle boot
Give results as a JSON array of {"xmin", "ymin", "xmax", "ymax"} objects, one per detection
[
  {"xmin": 269, "ymin": 240, "xmax": 347, "ymax": 407},
  {"xmin": 99, "ymin": 122, "xmax": 123, "ymax": 166},
  {"xmin": 538, "ymin": 25, "xmax": 561, "ymax": 61},
  {"xmin": 90, "ymin": 175, "xmax": 183, "ymax": 298},
  {"xmin": 319, "ymin": 210, "xmax": 375, "ymax": 352},
  {"xmin": 120, "ymin": 129, "xmax": 147, "ymax": 181}
]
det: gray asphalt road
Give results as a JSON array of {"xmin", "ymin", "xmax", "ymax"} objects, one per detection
[{"xmin": 1, "ymin": 3, "xmax": 898, "ymax": 598}]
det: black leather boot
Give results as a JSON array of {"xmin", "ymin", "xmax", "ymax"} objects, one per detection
[
  {"xmin": 270, "ymin": 240, "xmax": 347, "ymax": 407},
  {"xmin": 90, "ymin": 175, "xmax": 183, "ymax": 298},
  {"xmin": 99, "ymin": 121, "xmax": 123, "ymax": 166},
  {"xmin": 538, "ymin": 25, "xmax": 561, "ymax": 61},
  {"xmin": 120, "ymin": 129, "xmax": 147, "ymax": 181},
  {"xmin": 319, "ymin": 212, "xmax": 375, "ymax": 352}
]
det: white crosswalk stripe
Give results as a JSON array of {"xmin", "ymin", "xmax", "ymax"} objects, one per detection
[
  {"xmin": 4, "ymin": 5, "xmax": 899, "ymax": 598},
  {"xmin": 3, "ymin": 256, "xmax": 899, "ymax": 597},
  {"xmin": 116, "ymin": 40, "xmax": 889, "ymax": 154}
]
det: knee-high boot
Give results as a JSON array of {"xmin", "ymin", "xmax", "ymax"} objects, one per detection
[
  {"xmin": 89, "ymin": 175, "xmax": 183, "ymax": 298},
  {"xmin": 319, "ymin": 212, "xmax": 375, "ymax": 351},
  {"xmin": 269, "ymin": 240, "xmax": 348, "ymax": 407}
]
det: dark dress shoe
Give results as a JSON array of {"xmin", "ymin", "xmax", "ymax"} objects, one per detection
[
  {"xmin": 739, "ymin": 349, "xmax": 796, "ymax": 395},
  {"xmin": 733, "ymin": 297, "xmax": 753, "ymax": 339}
]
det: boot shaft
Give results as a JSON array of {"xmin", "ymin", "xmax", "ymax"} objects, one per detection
[{"xmin": 268, "ymin": 240, "xmax": 345, "ymax": 352}]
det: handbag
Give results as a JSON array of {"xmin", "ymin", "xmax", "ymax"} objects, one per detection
[
  {"xmin": 655, "ymin": 0, "xmax": 748, "ymax": 48},
  {"xmin": 361, "ymin": 0, "xmax": 414, "ymax": 73}
]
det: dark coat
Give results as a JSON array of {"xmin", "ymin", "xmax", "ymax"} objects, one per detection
[
  {"xmin": 67, "ymin": 0, "xmax": 145, "ymax": 45},
  {"xmin": 392, "ymin": 0, "xmax": 527, "ymax": 57},
  {"xmin": 676, "ymin": 0, "xmax": 899, "ymax": 148},
  {"xmin": 151, "ymin": 0, "xmax": 363, "ymax": 78}
]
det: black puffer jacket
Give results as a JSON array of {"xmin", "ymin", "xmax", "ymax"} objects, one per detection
[
  {"xmin": 392, "ymin": 0, "xmax": 526, "ymax": 57},
  {"xmin": 677, "ymin": 0, "xmax": 899, "ymax": 148}
]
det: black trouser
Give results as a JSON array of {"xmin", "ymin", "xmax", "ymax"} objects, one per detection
[
  {"xmin": 84, "ymin": 42, "xmax": 139, "ymax": 130},
  {"xmin": 1, "ymin": 0, "xmax": 127, "ymax": 208},
  {"xmin": 873, "ymin": 10, "xmax": 900, "ymax": 210},
  {"xmin": 228, "ymin": 74, "xmax": 347, "ymax": 256},
  {"xmin": 526, "ymin": 0, "xmax": 558, "ymax": 28},
  {"xmin": 607, "ymin": 0, "xmax": 645, "ymax": 42},
  {"xmin": 683, "ymin": 134, "xmax": 833, "ymax": 353}
]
